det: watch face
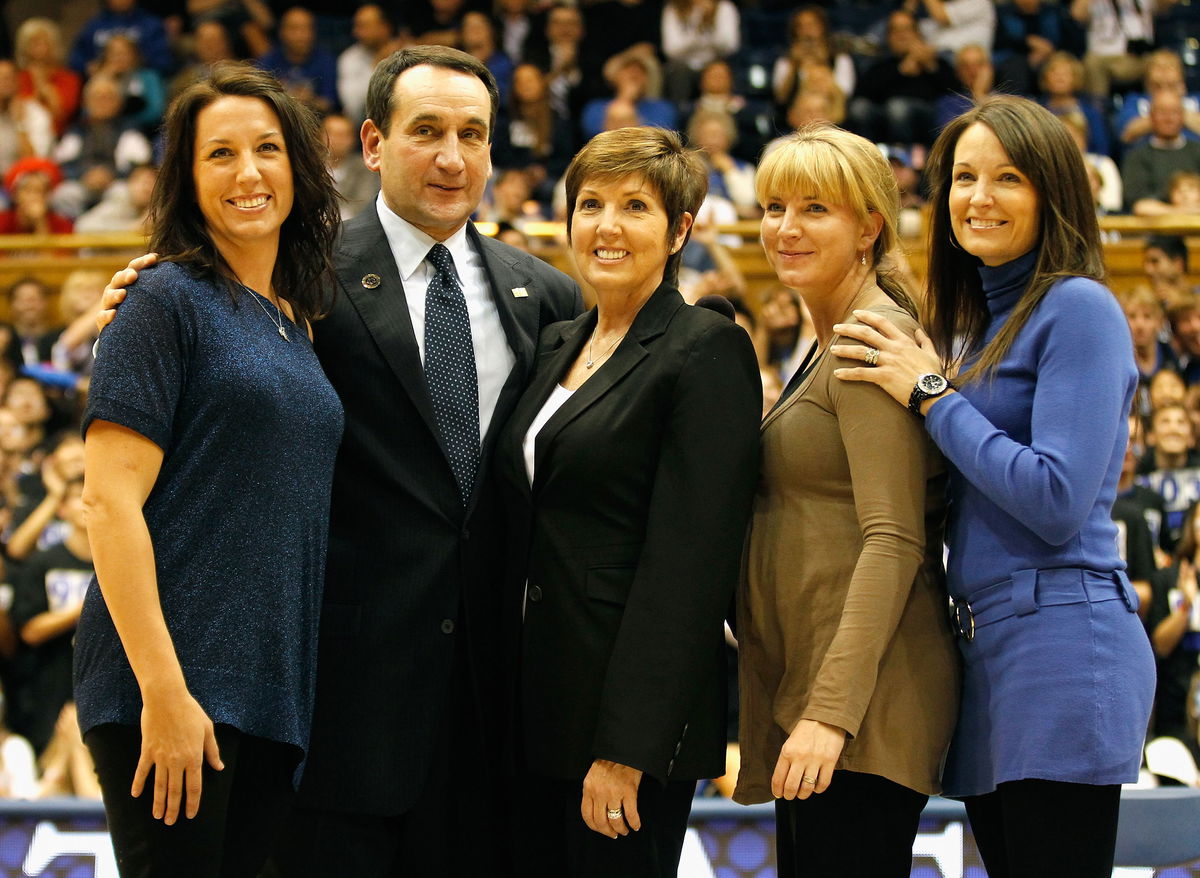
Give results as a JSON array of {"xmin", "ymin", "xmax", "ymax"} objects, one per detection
[{"xmin": 918, "ymin": 374, "xmax": 948, "ymax": 395}]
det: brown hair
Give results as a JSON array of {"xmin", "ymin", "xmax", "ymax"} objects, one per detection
[
  {"xmin": 923, "ymin": 96, "xmax": 1103, "ymax": 382},
  {"xmin": 1040, "ymin": 51, "xmax": 1084, "ymax": 93},
  {"xmin": 755, "ymin": 124, "xmax": 917, "ymax": 317},
  {"xmin": 508, "ymin": 63, "xmax": 552, "ymax": 158},
  {"xmin": 1176, "ymin": 502, "xmax": 1200, "ymax": 562},
  {"xmin": 147, "ymin": 62, "xmax": 339, "ymax": 323},
  {"xmin": 564, "ymin": 127, "xmax": 706, "ymax": 287}
]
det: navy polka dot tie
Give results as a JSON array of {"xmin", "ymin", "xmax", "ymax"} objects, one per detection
[{"xmin": 424, "ymin": 243, "xmax": 479, "ymax": 505}]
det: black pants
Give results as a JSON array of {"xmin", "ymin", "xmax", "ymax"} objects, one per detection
[
  {"xmin": 775, "ymin": 769, "xmax": 928, "ymax": 878},
  {"xmin": 269, "ymin": 631, "xmax": 509, "ymax": 877},
  {"xmin": 964, "ymin": 779, "xmax": 1121, "ymax": 878},
  {"xmin": 514, "ymin": 771, "xmax": 696, "ymax": 878},
  {"xmin": 86, "ymin": 722, "xmax": 298, "ymax": 878}
]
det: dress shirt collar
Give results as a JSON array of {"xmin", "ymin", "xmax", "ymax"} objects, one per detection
[{"xmin": 374, "ymin": 193, "xmax": 473, "ymax": 283}]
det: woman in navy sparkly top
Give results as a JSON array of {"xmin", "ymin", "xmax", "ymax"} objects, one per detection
[
  {"xmin": 76, "ymin": 63, "xmax": 343, "ymax": 876},
  {"xmin": 830, "ymin": 96, "xmax": 1155, "ymax": 877}
]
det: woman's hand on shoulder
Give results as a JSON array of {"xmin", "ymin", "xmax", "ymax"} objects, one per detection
[
  {"xmin": 772, "ymin": 718, "xmax": 846, "ymax": 800},
  {"xmin": 830, "ymin": 309, "xmax": 943, "ymax": 408},
  {"xmin": 581, "ymin": 758, "xmax": 643, "ymax": 839},
  {"xmin": 134, "ymin": 683, "xmax": 223, "ymax": 825}
]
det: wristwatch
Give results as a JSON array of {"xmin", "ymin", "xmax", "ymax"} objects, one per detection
[{"xmin": 908, "ymin": 373, "xmax": 953, "ymax": 417}]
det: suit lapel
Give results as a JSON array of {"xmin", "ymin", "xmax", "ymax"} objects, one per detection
[
  {"xmin": 471, "ymin": 225, "xmax": 539, "ymax": 381},
  {"xmin": 335, "ymin": 209, "xmax": 441, "ymax": 443},
  {"xmin": 504, "ymin": 311, "xmax": 594, "ymax": 499},
  {"xmin": 532, "ymin": 284, "xmax": 683, "ymax": 488}
]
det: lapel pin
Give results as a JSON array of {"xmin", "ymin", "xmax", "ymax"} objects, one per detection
[
  {"xmin": 511, "ymin": 287, "xmax": 528, "ymax": 298},
  {"xmin": 361, "ymin": 273, "xmax": 381, "ymax": 289}
]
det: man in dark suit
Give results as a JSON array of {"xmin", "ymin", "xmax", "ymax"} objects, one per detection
[
  {"xmin": 101, "ymin": 46, "xmax": 581, "ymax": 876},
  {"xmin": 274, "ymin": 47, "xmax": 583, "ymax": 875}
]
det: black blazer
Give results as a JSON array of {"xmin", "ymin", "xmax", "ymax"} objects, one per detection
[
  {"xmin": 297, "ymin": 206, "xmax": 582, "ymax": 815},
  {"xmin": 496, "ymin": 284, "xmax": 761, "ymax": 783}
]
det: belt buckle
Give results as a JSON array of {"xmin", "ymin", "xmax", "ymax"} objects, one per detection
[{"xmin": 951, "ymin": 597, "xmax": 975, "ymax": 642}]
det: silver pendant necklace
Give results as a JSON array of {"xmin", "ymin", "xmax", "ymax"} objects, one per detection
[
  {"xmin": 245, "ymin": 286, "xmax": 290, "ymax": 342},
  {"xmin": 585, "ymin": 328, "xmax": 623, "ymax": 369}
]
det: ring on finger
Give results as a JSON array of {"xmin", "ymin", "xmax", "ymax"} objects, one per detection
[
  {"xmin": 801, "ymin": 775, "xmax": 817, "ymax": 785},
  {"xmin": 606, "ymin": 806, "xmax": 624, "ymax": 819},
  {"xmin": 863, "ymin": 347, "xmax": 880, "ymax": 366}
]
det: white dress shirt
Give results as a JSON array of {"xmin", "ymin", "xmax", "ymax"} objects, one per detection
[
  {"xmin": 375, "ymin": 194, "xmax": 517, "ymax": 442},
  {"xmin": 523, "ymin": 384, "xmax": 574, "ymax": 485},
  {"xmin": 337, "ymin": 43, "xmax": 375, "ymax": 123}
]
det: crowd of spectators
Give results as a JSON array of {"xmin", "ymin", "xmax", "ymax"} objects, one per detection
[
  {"xmin": 0, "ymin": 268, "xmax": 105, "ymax": 800},
  {"xmin": 0, "ymin": 0, "xmax": 1193, "ymax": 243},
  {"xmin": 0, "ymin": 0, "xmax": 1195, "ymax": 799}
]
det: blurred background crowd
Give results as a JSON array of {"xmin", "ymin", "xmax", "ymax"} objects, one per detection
[{"xmin": 0, "ymin": 0, "xmax": 1195, "ymax": 801}]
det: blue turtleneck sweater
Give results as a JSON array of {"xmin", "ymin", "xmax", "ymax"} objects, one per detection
[{"xmin": 925, "ymin": 249, "xmax": 1136, "ymax": 598}]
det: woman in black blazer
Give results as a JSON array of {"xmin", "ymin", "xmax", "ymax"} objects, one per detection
[{"xmin": 496, "ymin": 127, "xmax": 761, "ymax": 878}]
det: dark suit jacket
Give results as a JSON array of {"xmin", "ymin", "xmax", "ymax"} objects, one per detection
[
  {"xmin": 297, "ymin": 205, "xmax": 582, "ymax": 815},
  {"xmin": 496, "ymin": 284, "xmax": 761, "ymax": 783}
]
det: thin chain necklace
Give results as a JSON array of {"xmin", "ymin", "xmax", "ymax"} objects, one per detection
[
  {"xmin": 244, "ymin": 285, "xmax": 291, "ymax": 342},
  {"xmin": 586, "ymin": 328, "xmax": 624, "ymax": 369}
]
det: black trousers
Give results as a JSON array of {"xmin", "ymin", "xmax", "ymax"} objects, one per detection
[
  {"xmin": 514, "ymin": 771, "xmax": 696, "ymax": 878},
  {"xmin": 774, "ymin": 769, "xmax": 928, "ymax": 878},
  {"xmin": 86, "ymin": 722, "xmax": 297, "ymax": 878},
  {"xmin": 269, "ymin": 630, "xmax": 510, "ymax": 877},
  {"xmin": 963, "ymin": 779, "xmax": 1121, "ymax": 878}
]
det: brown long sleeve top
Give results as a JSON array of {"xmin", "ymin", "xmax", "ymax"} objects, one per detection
[{"xmin": 734, "ymin": 300, "xmax": 961, "ymax": 801}]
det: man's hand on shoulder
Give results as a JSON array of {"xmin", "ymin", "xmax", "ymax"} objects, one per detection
[{"xmin": 96, "ymin": 253, "xmax": 158, "ymax": 335}]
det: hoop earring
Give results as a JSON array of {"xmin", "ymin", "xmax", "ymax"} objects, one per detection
[{"xmin": 948, "ymin": 232, "xmax": 965, "ymax": 252}]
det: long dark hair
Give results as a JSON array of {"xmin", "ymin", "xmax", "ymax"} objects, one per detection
[
  {"xmin": 924, "ymin": 95, "xmax": 1104, "ymax": 381},
  {"xmin": 146, "ymin": 62, "xmax": 339, "ymax": 323}
]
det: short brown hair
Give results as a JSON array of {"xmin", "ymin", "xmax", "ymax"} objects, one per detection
[{"xmin": 564, "ymin": 127, "xmax": 706, "ymax": 287}]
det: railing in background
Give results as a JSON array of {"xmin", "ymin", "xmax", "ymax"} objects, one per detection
[{"xmin": 0, "ymin": 215, "xmax": 1197, "ymax": 320}]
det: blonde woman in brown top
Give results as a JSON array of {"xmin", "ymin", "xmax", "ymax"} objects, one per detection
[{"xmin": 735, "ymin": 125, "xmax": 960, "ymax": 877}]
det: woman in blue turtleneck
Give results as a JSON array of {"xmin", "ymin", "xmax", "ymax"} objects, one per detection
[{"xmin": 829, "ymin": 96, "xmax": 1155, "ymax": 877}]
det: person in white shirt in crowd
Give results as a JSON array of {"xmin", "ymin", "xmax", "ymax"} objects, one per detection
[
  {"xmin": 0, "ymin": 60, "xmax": 54, "ymax": 181},
  {"xmin": 51, "ymin": 74, "xmax": 152, "ymax": 218},
  {"xmin": 660, "ymin": 0, "xmax": 740, "ymax": 104},
  {"xmin": 773, "ymin": 6, "xmax": 856, "ymax": 109},
  {"xmin": 338, "ymin": 5, "xmax": 399, "ymax": 125},
  {"xmin": 905, "ymin": 0, "xmax": 996, "ymax": 54},
  {"xmin": 1071, "ymin": 0, "xmax": 1161, "ymax": 99},
  {"xmin": 73, "ymin": 162, "xmax": 155, "ymax": 233}
]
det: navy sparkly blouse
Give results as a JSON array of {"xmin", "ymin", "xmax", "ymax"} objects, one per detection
[{"xmin": 75, "ymin": 261, "xmax": 344, "ymax": 760}]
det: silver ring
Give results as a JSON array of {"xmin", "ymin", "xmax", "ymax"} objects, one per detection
[
  {"xmin": 863, "ymin": 347, "xmax": 880, "ymax": 366},
  {"xmin": 606, "ymin": 807, "xmax": 624, "ymax": 819}
]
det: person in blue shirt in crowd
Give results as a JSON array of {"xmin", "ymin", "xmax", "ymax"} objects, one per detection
[
  {"xmin": 69, "ymin": 0, "xmax": 173, "ymax": 76},
  {"xmin": 256, "ymin": 6, "xmax": 338, "ymax": 115}
]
